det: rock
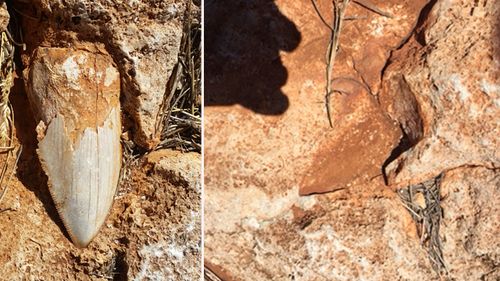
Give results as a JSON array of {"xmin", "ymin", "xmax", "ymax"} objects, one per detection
[
  {"xmin": 146, "ymin": 149, "xmax": 201, "ymax": 190},
  {"xmin": 24, "ymin": 45, "xmax": 122, "ymax": 247},
  {"xmin": 205, "ymin": 0, "xmax": 499, "ymax": 279},
  {"xmin": 440, "ymin": 167, "xmax": 499, "ymax": 280},
  {"xmin": 204, "ymin": 0, "xmax": 435, "ymax": 278},
  {"xmin": 380, "ymin": 0, "xmax": 500, "ymax": 187},
  {"xmin": 205, "ymin": 184, "xmax": 436, "ymax": 280},
  {"xmin": 21, "ymin": 0, "xmax": 187, "ymax": 149},
  {"xmin": 299, "ymin": 84, "xmax": 400, "ymax": 195},
  {"xmin": 119, "ymin": 149, "xmax": 201, "ymax": 280}
]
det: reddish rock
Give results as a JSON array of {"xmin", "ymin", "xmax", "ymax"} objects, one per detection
[
  {"xmin": 380, "ymin": 0, "xmax": 500, "ymax": 187},
  {"xmin": 440, "ymin": 167, "xmax": 499, "ymax": 280},
  {"xmin": 204, "ymin": 0, "xmax": 437, "ymax": 279},
  {"xmin": 299, "ymin": 84, "xmax": 400, "ymax": 195},
  {"xmin": 205, "ymin": 0, "xmax": 498, "ymax": 279}
]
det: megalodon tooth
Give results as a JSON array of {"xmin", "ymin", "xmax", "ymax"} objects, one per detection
[{"xmin": 25, "ymin": 44, "xmax": 121, "ymax": 247}]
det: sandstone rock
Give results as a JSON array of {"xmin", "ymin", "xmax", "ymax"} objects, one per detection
[
  {"xmin": 299, "ymin": 83, "xmax": 400, "ymax": 195},
  {"xmin": 204, "ymin": 0, "xmax": 436, "ymax": 278},
  {"xmin": 381, "ymin": 0, "xmax": 500, "ymax": 187},
  {"xmin": 205, "ymin": 184, "xmax": 436, "ymax": 280},
  {"xmin": 146, "ymin": 149, "xmax": 201, "ymax": 190},
  {"xmin": 438, "ymin": 167, "xmax": 500, "ymax": 280},
  {"xmin": 205, "ymin": 0, "xmax": 498, "ymax": 279}
]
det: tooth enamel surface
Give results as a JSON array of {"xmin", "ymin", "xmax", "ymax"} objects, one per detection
[
  {"xmin": 38, "ymin": 109, "xmax": 121, "ymax": 247},
  {"xmin": 25, "ymin": 44, "xmax": 121, "ymax": 247}
]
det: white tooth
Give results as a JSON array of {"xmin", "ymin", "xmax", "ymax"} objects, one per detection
[
  {"xmin": 26, "ymin": 46, "xmax": 121, "ymax": 247},
  {"xmin": 37, "ymin": 109, "xmax": 121, "ymax": 247}
]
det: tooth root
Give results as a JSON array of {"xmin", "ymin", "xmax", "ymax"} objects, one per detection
[{"xmin": 25, "ymin": 45, "xmax": 121, "ymax": 247}]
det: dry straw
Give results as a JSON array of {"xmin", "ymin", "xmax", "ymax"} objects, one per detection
[
  {"xmin": 398, "ymin": 174, "xmax": 449, "ymax": 277},
  {"xmin": 155, "ymin": 0, "xmax": 201, "ymax": 152},
  {"xmin": 0, "ymin": 30, "xmax": 16, "ymax": 207},
  {"xmin": 0, "ymin": 31, "xmax": 13, "ymax": 150}
]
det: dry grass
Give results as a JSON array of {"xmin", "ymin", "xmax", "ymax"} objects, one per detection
[
  {"xmin": 0, "ymin": 31, "xmax": 13, "ymax": 149},
  {"xmin": 0, "ymin": 30, "xmax": 16, "ymax": 208},
  {"xmin": 156, "ymin": 0, "xmax": 201, "ymax": 152},
  {"xmin": 398, "ymin": 174, "xmax": 449, "ymax": 278}
]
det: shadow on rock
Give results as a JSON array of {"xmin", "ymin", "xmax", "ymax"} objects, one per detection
[{"xmin": 204, "ymin": 0, "xmax": 301, "ymax": 115}]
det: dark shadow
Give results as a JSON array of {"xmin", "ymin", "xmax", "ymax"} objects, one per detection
[
  {"xmin": 112, "ymin": 250, "xmax": 129, "ymax": 281},
  {"xmin": 204, "ymin": 0, "xmax": 301, "ymax": 115}
]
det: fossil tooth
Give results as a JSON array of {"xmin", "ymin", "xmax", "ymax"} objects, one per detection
[{"xmin": 25, "ymin": 45, "xmax": 121, "ymax": 247}]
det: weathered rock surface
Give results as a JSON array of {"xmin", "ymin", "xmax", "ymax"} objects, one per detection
[
  {"xmin": 205, "ymin": 0, "xmax": 499, "ymax": 280},
  {"xmin": 206, "ymin": 183, "xmax": 437, "ymax": 280},
  {"xmin": 381, "ymin": 0, "xmax": 500, "ymax": 187},
  {"xmin": 19, "ymin": 0, "xmax": 189, "ymax": 149},
  {"xmin": 440, "ymin": 167, "xmax": 499, "ymax": 281}
]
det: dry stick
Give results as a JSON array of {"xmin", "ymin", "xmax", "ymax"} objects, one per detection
[
  {"xmin": 4, "ymin": 29, "xmax": 26, "ymax": 51},
  {"xmin": 154, "ymin": 62, "xmax": 182, "ymax": 142},
  {"xmin": 311, "ymin": 0, "xmax": 334, "ymax": 31},
  {"xmin": 352, "ymin": 0, "xmax": 393, "ymax": 18},
  {"xmin": 325, "ymin": 1, "xmax": 349, "ymax": 128},
  {"xmin": 185, "ymin": 0, "xmax": 196, "ymax": 115},
  {"xmin": 312, "ymin": 0, "xmax": 393, "ymax": 127},
  {"xmin": 311, "ymin": 0, "xmax": 350, "ymax": 128}
]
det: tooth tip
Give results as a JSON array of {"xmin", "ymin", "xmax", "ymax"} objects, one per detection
[
  {"xmin": 38, "ymin": 112, "xmax": 121, "ymax": 247},
  {"xmin": 67, "ymin": 226, "xmax": 98, "ymax": 248}
]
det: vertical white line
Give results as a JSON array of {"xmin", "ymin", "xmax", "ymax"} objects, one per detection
[{"xmin": 200, "ymin": 0, "xmax": 205, "ymax": 279}]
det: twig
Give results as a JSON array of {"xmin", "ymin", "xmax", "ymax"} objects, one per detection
[
  {"xmin": 311, "ymin": 0, "xmax": 334, "ymax": 31},
  {"xmin": 311, "ymin": 0, "xmax": 350, "ymax": 127},
  {"xmin": 0, "ymin": 207, "xmax": 13, "ymax": 213},
  {"xmin": 312, "ymin": 1, "xmax": 393, "ymax": 127},
  {"xmin": 352, "ymin": 0, "xmax": 393, "ymax": 18},
  {"xmin": 325, "ymin": 1, "xmax": 350, "ymax": 127},
  {"xmin": 29, "ymin": 238, "xmax": 45, "ymax": 261}
]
